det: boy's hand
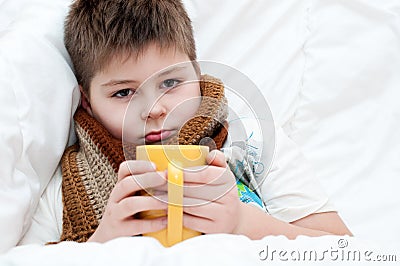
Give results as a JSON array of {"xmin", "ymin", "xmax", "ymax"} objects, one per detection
[
  {"xmin": 180, "ymin": 150, "xmax": 244, "ymax": 234},
  {"xmin": 88, "ymin": 161, "xmax": 168, "ymax": 243}
]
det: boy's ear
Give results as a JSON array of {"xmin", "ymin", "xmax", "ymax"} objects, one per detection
[{"xmin": 79, "ymin": 86, "xmax": 93, "ymax": 116}]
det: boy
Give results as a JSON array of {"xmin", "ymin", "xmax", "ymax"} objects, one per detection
[{"xmin": 21, "ymin": 0, "xmax": 351, "ymax": 245}]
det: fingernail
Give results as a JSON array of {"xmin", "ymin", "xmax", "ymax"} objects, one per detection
[{"xmin": 151, "ymin": 162, "xmax": 157, "ymax": 170}]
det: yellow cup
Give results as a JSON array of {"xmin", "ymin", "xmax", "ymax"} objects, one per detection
[{"xmin": 136, "ymin": 144, "xmax": 209, "ymax": 247}]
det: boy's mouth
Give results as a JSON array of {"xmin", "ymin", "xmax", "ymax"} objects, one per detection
[{"xmin": 145, "ymin": 130, "xmax": 173, "ymax": 143}]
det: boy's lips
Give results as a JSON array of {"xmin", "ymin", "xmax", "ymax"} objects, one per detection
[{"xmin": 145, "ymin": 130, "xmax": 173, "ymax": 143}]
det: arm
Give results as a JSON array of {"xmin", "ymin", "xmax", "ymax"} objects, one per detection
[
  {"xmin": 235, "ymin": 203, "xmax": 352, "ymax": 239},
  {"xmin": 290, "ymin": 211, "xmax": 352, "ymax": 236},
  {"xmin": 182, "ymin": 150, "xmax": 352, "ymax": 239}
]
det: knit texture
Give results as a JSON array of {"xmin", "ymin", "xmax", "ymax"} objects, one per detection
[{"xmin": 60, "ymin": 75, "xmax": 228, "ymax": 242}]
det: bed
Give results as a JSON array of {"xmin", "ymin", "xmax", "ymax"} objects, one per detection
[{"xmin": 1, "ymin": 0, "xmax": 399, "ymax": 265}]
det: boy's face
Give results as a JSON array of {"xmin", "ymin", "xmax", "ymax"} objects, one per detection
[{"xmin": 84, "ymin": 43, "xmax": 201, "ymax": 144}]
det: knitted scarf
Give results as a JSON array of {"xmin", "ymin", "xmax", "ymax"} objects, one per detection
[{"xmin": 60, "ymin": 75, "xmax": 228, "ymax": 242}]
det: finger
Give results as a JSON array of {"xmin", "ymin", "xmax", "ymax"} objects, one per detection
[
  {"xmin": 110, "ymin": 171, "xmax": 167, "ymax": 202},
  {"xmin": 183, "ymin": 182, "xmax": 235, "ymax": 202},
  {"xmin": 183, "ymin": 200, "xmax": 220, "ymax": 219},
  {"xmin": 151, "ymin": 174, "xmax": 232, "ymax": 203},
  {"xmin": 130, "ymin": 217, "xmax": 167, "ymax": 235},
  {"xmin": 118, "ymin": 160, "xmax": 157, "ymax": 182},
  {"xmin": 183, "ymin": 165, "xmax": 233, "ymax": 185},
  {"xmin": 182, "ymin": 213, "xmax": 214, "ymax": 234},
  {"xmin": 153, "ymin": 194, "xmax": 211, "ymax": 206},
  {"xmin": 183, "ymin": 197, "xmax": 209, "ymax": 207},
  {"xmin": 206, "ymin": 150, "xmax": 227, "ymax": 167},
  {"xmin": 116, "ymin": 195, "xmax": 168, "ymax": 219},
  {"xmin": 152, "ymin": 189, "xmax": 168, "ymax": 196},
  {"xmin": 155, "ymin": 194, "xmax": 223, "ymax": 211}
]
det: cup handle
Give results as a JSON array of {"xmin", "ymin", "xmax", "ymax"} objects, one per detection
[{"xmin": 167, "ymin": 162, "xmax": 183, "ymax": 246}]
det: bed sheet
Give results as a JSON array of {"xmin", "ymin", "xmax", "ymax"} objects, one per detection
[{"xmin": 2, "ymin": 234, "xmax": 395, "ymax": 266}]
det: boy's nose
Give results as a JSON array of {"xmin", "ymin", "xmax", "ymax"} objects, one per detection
[{"xmin": 141, "ymin": 101, "xmax": 166, "ymax": 120}]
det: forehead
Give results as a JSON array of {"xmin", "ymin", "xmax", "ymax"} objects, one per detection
[
  {"xmin": 88, "ymin": 44, "xmax": 200, "ymax": 95},
  {"xmin": 97, "ymin": 44, "xmax": 192, "ymax": 80}
]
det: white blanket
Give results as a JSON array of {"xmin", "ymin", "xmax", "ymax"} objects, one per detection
[{"xmin": 2, "ymin": 235, "xmax": 394, "ymax": 266}]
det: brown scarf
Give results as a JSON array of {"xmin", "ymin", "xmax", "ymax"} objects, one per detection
[{"xmin": 60, "ymin": 75, "xmax": 228, "ymax": 242}]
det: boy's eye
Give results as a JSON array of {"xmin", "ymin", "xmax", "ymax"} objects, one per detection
[
  {"xmin": 161, "ymin": 79, "xmax": 180, "ymax": 89},
  {"xmin": 113, "ymin": 89, "xmax": 134, "ymax": 98}
]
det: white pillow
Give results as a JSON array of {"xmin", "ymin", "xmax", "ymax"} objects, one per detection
[
  {"xmin": 184, "ymin": 0, "xmax": 308, "ymax": 127},
  {"xmin": 285, "ymin": 0, "xmax": 400, "ymax": 248},
  {"xmin": 0, "ymin": 0, "xmax": 79, "ymax": 253}
]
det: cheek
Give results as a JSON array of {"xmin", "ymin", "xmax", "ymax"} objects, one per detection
[
  {"xmin": 121, "ymin": 108, "xmax": 145, "ymax": 142},
  {"xmin": 96, "ymin": 113, "xmax": 123, "ymax": 139},
  {"xmin": 91, "ymin": 104, "xmax": 126, "ymax": 140},
  {"xmin": 164, "ymin": 98, "xmax": 200, "ymax": 130},
  {"xmin": 172, "ymin": 83, "xmax": 201, "ymax": 114},
  {"xmin": 185, "ymin": 98, "xmax": 201, "ymax": 117}
]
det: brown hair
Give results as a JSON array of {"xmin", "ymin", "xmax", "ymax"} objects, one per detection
[{"xmin": 64, "ymin": 0, "xmax": 197, "ymax": 94}]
